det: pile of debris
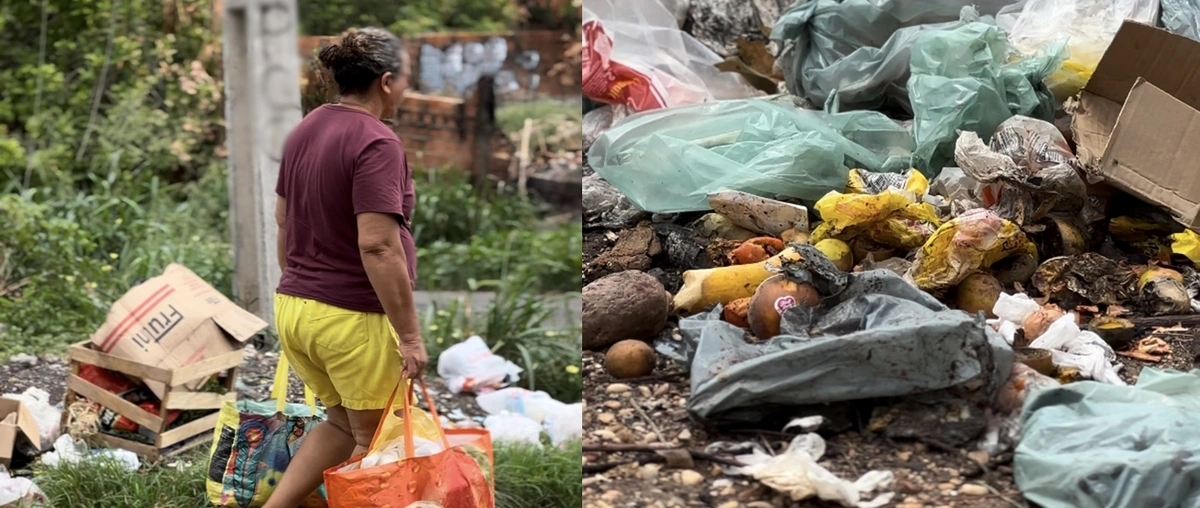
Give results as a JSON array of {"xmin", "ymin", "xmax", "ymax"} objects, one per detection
[{"xmin": 582, "ymin": 1, "xmax": 1200, "ymax": 506}]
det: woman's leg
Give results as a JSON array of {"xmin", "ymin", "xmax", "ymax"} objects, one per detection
[{"xmin": 262, "ymin": 406, "xmax": 357, "ymax": 508}]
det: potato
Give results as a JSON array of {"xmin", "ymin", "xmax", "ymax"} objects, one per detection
[
  {"xmin": 747, "ymin": 275, "xmax": 820, "ymax": 340},
  {"xmin": 605, "ymin": 340, "xmax": 657, "ymax": 379},
  {"xmin": 814, "ymin": 239, "xmax": 853, "ymax": 272},
  {"xmin": 584, "ymin": 271, "xmax": 671, "ymax": 350},
  {"xmin": 722, "ymin": 297, "xmax": 752, "ymax": 328},
  {"xmin": 956, "ymin": 272, "xmax": 1003, "ymax": 318}
]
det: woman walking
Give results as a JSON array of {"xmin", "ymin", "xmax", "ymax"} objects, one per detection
[{"xmin": 264, "ymin": 27, "xmax": 427, "ymax": 508}]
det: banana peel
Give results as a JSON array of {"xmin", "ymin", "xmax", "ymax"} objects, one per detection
[{"xmin": 673, "ymin": 243, "xmax": 845, "ymax": 315}]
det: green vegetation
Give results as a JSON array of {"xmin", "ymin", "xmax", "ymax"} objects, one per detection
[{"xmin": 31, "ymin": 441, "xmax": 583, "ymax": 508}]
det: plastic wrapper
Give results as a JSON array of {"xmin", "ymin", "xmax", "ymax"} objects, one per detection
[
  {"xmin": 907, "ymin": 18, "xmax": 1064, "ymax": 175},
  {"xmin": 43, "ymin": 434, "xmax": 140, "ymax": 472},
  {"xmin": 953, "ymin": 116, "xmax": 1091, "ymax": 225},
  {"xmin": 1031, "ymin": 254, "xmax": 1138, "ymax": 306},
  {"xmin": 1016, "ymin": 368, "xmax": 1200, "ymax": 508},
  {"xmin": 543, "ymin": 402, "xmax": 583, "ymax": 447},
  {"xmin": 811, "ymin": 172, "xmax": 941, "ymax": 251},
  {"xmin": 436, "ymin": 335, "xmax": 523, "ymax": 394},
  {"xmin": 582, "ymin": 0, "xmax": 758, "ymax": 111},
  {"xmin": 0, "ymin": 466, "xmax": 44, "ymax": 506},
  {"xmin": 582, "ymin": 174, "xmax": 649, "ymax": 229},
  {"xmin": 716, "ymin": 433, "xmax": 895, "ymax": 508},
  {"xmin": 1171, "ymin": 229, "xmax": 1200, "ymax": 266},
  {"xmin": 1006, "ymin": 0, "xmax": 1160, "ymax": 101},
  {"xmin": 771, "ymin": 0, "xmax": 1023, "ymax": 111},
  {"xmin": 476, "ymin": 387, "xmax": 572, "ymax": 424},
  {"xmin": 905, "ymin": 208, "xmax": 1036, "ymax": 292},
  {"xmin": 679, "ymin": 269, "xmax": 1014, "ymax": 422},
  {"xmin": 929, "ymin": 167, "xmax": 1001, "ymax": 214},
  {"xmin": 588, "ymin": 98, "xmax": 913, "ymax": 213},
  {"xmin": 685, "ymin": 0, "xmax": 790, "ymax": 57},
  {"xmin": 1162, "ymin": 0, "xmax": 1200, "ymax": 41}
]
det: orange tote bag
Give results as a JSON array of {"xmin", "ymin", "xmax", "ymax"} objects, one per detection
[{"xmin": 324, "ymin": 380, "xmax": 495, "ymax": 508}]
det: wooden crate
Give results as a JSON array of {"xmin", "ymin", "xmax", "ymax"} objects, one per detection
[{"xmin": 61, "ymin": 341, "xmax": 242, "ymax": 462}]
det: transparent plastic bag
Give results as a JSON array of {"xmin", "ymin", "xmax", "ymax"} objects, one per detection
[
  {"xmin": 582, "ymin": 0, "xmax": 758, "ymax": 111},
  {"xmin": 587, "ymin": 98, "xmax": 913, "ymax": 213},
  {"xmin": 1162, "ymin": 0, "xmax": 1200, "ymax": 41},
  {"xmin": 907, "ymin": 19, "xmax": 1064, "ymax": 175},
  {"xmin": 771, "ymin": 0, "xmax": 1024, "ymax": 111},
  {"xmin": 1007, "ymin": 0, "xmax": 1160, "ymax": 101},
  {"xmin": 436, "ymin": 335, "xmax": 523, "ymax": 394}
]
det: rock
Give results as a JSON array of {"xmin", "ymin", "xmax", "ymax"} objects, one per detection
[
  {"xmin": 604, "ymin": 400, "xmax": 622, "ymax": 409},
  {"xmin": 937, "ymin": 482, "xmax": 956, "ymax": 491},
  {"xmin": 679, "ymin": 470, "xmax": 705, "ymax": 486},
  {"xmin": 717, "ymin": 502, "xmax": 740, "ymax": 508},
  {"xmin": 606, "ymin": 383, "xmax": 632, "ymax": 394},
  {"xmin": 968, "ymin": 450, "xmax": 990, "ymax": 467},
  {"xmin": 586, "ymin": 226, "xmax": 663, "ymax": 280},
  {"xmin": 960, "ymin": 483, "xmax": 989, "ymax": 496},
  {"xmin": 593, "ymin": 429, "xmax": 617, "ymax": 441},
  {"xmin": 7, "ymin": 353, "xmax": 37, "ymax": 368},
  {"xmin": 677, "ymin": 429, "xmax": 692, "ymax": 441},
  {"xmin": 896, "ymin": 450, "xmax": 913, "ymax": 462},
  {"xmin": 601, "ymin": 490, "xmax": 622, "ymax": 502},
  {"xmin": 583, "ymin": 271, "xmax": 671, "ymax": 350},
  {"xmin": 639, "ymin": 463, "xmax": 662, "ymax": 480},
  {"xmin": 597, "ymin": 413, "xmax": 615, "ymax": 424}
]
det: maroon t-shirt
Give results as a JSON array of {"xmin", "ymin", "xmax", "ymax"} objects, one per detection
[{"xmin": 275, "ymin": 104, "xmax": 417, "ymax": 314}]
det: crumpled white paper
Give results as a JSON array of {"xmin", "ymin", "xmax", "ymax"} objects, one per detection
[
  {"xmin": 708, "ymin": 434, "xmax": 894, "ymax": 508},
  {"xmin": 990, "ymin": 292, "xmax": 1124, "ymax": 385}
]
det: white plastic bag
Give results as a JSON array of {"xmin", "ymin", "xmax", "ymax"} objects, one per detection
[
  {"xmin": 476, "ymin": 388, "xmax": 568, "ymax": 423},
  {"xmin": 720, "ymin": 434, "xmax": 894, "ymax": 508},
  {"xmin": 42, "ymin": 434, "xmax": 139, "ymax": 472},
  {"xmin": 543, "ymin": 402, "xmax": 583, "ymax": 447},
  {"xmin": 436, "ymin": 336, "xmax": 522, "ymax": 394},
  {"xmin": 1006, "ymin": 0, "xmax": 1160, "ymax": 100},
  {"xmin": 483, "ymin": 412, "xmax": 543, "ymax": 445},
  {"xmin": 0, "ymin": 466, "xmax": 44, "ymax": 506},
  {"xmin": 357, "ymin": 436, "xmax": 444, "ymax": 470},
  {"xmin": 582, "ymin": 0, "xmax": 757, "ymax": 111},
  {"xmin": 2, "ymin": 387, "xmax": 61, "ymax": 450}
]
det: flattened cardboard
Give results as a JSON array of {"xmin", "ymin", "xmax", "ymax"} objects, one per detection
[
  {"xmin": 0, "ymin": 398, "xmax": 41, "ymax": 466},
  {"xmin": 1071, "ymin": 21, "xmax": 1200, "ymax": 230},
  {"xmin": 88, "ymin": 264, "xmax": 267, "ymax": 398}
]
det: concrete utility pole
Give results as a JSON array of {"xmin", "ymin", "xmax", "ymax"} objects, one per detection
[{"xmin": 221, "ymin": 0, "xmax": 303, "ymax": 327}]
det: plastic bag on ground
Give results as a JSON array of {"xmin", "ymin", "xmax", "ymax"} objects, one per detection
[
  {"xmin": 1006, "ymin": 0, "xmax": 1160, "ymax": 101},
  {"xmin": 1, "ymin": 387, "xmax": 60, "ymax": 452},
  {"xmin": 583, "ymin": 174, "xmax": 650, "ymax": 230},
  {"xmin": 680, "ymin": 269, "xmax": 1014, "ymax": 422},
  {"xmin": 811, "ymin": 170, "xmax": 941, "ymax": 250},
  {"xmin": 719, "ymin": 433, "xmax": 894, "ymax": 508},
  {"xmin": 588, "ymin": 98, "xmax": 913, "ymax": 213},
  {"xmin": 1162, "ymin": 0, "xmax": 1200, "ymax": 41},
  {"xmin": 42, "ymin": 434, "xmax": 139, "ymax": 472},
  {"xmin": 953, "ymin": 116, "xmax": 1091, "ymax": 225},
  {"xmin": 905, "ymin": 208, "xmax": 1037, "ymax": 292},
  {"xmin": 980, "ymin": 362, "xmax": 1059, "ymax": 455},
  {"xmin": 483, "ymin": 412, "xmax": 543, "ymax": 446},
  {"xmin": 1015, "ymin": 368, "xmax": 1200, "ymax": 508},
  {"xmin": 436, "ymin": 335, "xmax": 523, "ymax": 394},
  {"xmin": 907, "ymin": 17, "xmax": 1064, "ymax": 174},
  {"xmin": 771, "ymin": 0, "xmax": 1023, "ymax": 111},
  {"xmin": 582, "ymin": 0, "xmax": 758, "ymax": 111},
  {"xmin": 476, "ymin": 387, "xmax": 570, "ymax": 424},
  {"xmin": 0, "ymin": 465, "xmax": 44, "ymax": 506}
]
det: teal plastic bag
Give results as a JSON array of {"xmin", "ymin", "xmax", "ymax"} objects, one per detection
[
  {"xmin": 907, "ymin": 19, "xmax": 1064, "ymax": 175},
  {"xmin": 1015, "ymin": 369, "xmax": 1200, "ymax": 508},
  {"xmin": 587, "ymin": 97, "xmax": 913, "ymax": 213}
]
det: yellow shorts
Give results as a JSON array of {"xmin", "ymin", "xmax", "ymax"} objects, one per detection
[{"xmin": 274, "ymin": 293, "xmax": 406, "ymax": 410}]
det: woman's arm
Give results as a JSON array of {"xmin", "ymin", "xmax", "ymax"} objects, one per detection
[{"xmin": 275, "ymin": 197, "xmax": 287, "ymax": 270}]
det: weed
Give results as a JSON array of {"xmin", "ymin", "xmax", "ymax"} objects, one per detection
[{"xmin": 494, "ymin": 441, "xmax": 583, "ymax": 508}]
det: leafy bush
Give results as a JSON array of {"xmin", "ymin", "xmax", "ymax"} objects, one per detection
[
  {"xmin": 298, "ymin": 0, "xmax": 518, "ymax": 36},
  {"xmin": 411, "ymin": 169, "xmax": 542, "ymax": 247},
  {"xmin": 416, "ymin": 223, "xmax": 581, "ymax": 293},
  {"xmin": 494, "ymin": 441, "xmax": 583, "ymax": 508}
]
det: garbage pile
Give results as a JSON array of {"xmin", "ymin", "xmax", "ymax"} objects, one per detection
[{"xmin": 583, "ymin": 0, "xmax": 1200, "ymax": 505}]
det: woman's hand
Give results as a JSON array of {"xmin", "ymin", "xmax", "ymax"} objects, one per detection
[{"xmin": 400, "ymin": 339, "xmax": 428, "ymax": 379}]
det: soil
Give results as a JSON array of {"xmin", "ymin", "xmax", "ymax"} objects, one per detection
[{"xmin": 581, "ymin": 225, "xmax": 1198, "ymax": 508}]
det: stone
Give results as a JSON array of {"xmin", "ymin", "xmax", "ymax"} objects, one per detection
[
  {"xmin": 601, "ymin": 490, "xmax": 622, "ymax": 502},
  {"xmin": 679, "ymin": 470, "xmax": 705, "ymax": 486},
  {"xmin": 716, "ymin": 502, "xmax": 740, "ymax": 508},
  {"xmin": 597, "ymin": 413, "xmax": 615, "ymax": 424},
  {"xmin": 639, "ymin": 463, "xmax": 662, "ymax": 480},
  {"xmin": 604, "ymin": 400, "xmax": 622, "ymax": 409},
  {"xmin": 937, "ymin": 482, "xmax": 956, "ymax": 492},
  {"xmin": 967, "ymin": 450, "xmax": 990, "ymax": 467},
  {"xmin": 678, "ymin": 429, "xmax": 692, "ymax": 441},
  {"xmin": 583, "ymin": 271, "xmax": 671, "ymax": 350},
  {"xmin": 606, "ymin": 383, "xmax": 632, "ymax": 394},
  {"xmin": 896, "ymin": 450, "xmax": 913, "ymax": 462},
  {"xmin": 7, "ymin": 353, "xmax": 37, "ymax": 368},
  {"xmin": 961, "ymin": 483, "xmax": 989, "ymax": 496}
]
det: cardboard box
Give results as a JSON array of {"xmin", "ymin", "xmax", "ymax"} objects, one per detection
[
  {"xmin": 0, "ymin": 398, "xmax": 41, "ymax": 467},
  {"xmin": 89, "ymin": 264, "xmax": 267, "ymax": 397},
  {"xmin": 1071, "ymin": 21, "xmax": 1200, "ymax": 230}
]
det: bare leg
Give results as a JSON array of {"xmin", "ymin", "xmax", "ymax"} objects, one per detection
[
  {"xmin": 263, "ymin": 405, "xmax": 356, "ymax": 508},
  {"xmin": 346, "ymin": 407, "xmax": 387, "ymax": 457}
]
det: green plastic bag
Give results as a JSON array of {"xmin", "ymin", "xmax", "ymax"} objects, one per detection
[
  {"xmin": 907, "ymin": 19, "xmax": 1064, "ymax": 175},
  {"xmin": 587, "ymin": 97, "xmax": 913, "ymax": 213}
]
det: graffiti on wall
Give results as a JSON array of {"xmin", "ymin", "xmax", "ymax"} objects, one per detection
[{"xmin": 417, "ymin": 36, "xmax": 543, "ymax": 97}]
